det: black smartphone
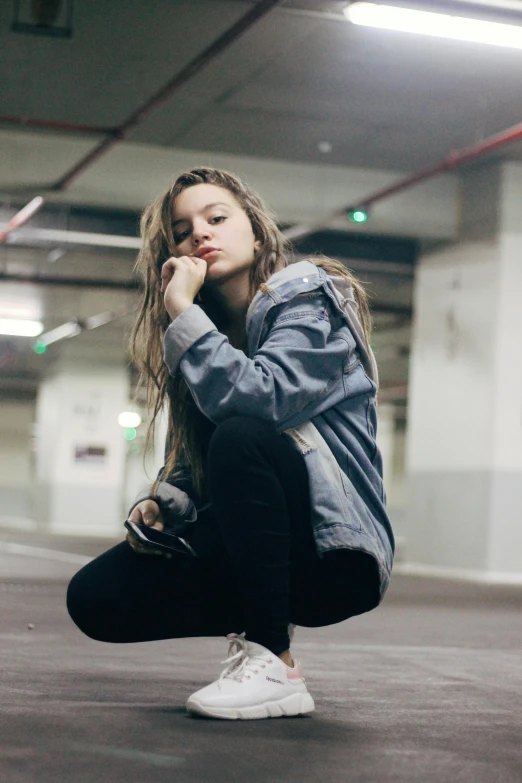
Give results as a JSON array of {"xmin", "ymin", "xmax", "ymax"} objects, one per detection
[{"xmin": 124, "ymin": 520, "xmax": 198, "ymax": 557}]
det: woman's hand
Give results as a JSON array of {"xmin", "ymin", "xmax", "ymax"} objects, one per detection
[
  {"xmin": 161, "ymin": 255, "xmax": 207, "ymax": 319},
  {"xmin": 126, "ymin": 499, "xmax": 167, "ymax": 556}
]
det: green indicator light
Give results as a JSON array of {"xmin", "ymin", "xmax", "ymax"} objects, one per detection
[
  {"xmin": 33, "ymin": 341, "xmax": 47, "ymax": 354},
  {"xmin": 123, "ymin": 427, "xmax": 137, "ymax": 441},
  {"xmin": 349, "ymin": 210, "xmax": 368, "ymax": 224}
]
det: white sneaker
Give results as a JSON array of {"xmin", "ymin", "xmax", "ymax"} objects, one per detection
[{"xmin": 186, "ymin": 633, "xmax": 315, "ymax": 720}]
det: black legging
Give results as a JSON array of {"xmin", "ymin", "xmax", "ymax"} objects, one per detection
[{"xmin": 67, "ymin": 416, "xmax": 380, "ymax": 655}]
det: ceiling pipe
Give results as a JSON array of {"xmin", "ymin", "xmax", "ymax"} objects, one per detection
[
  {"xmin": 6, "ymin": 116, "xmax": 522, "ymax": 252},
  {"xmin": 284, "ymin": 117, "xmax": 522, "ymax": 243},
  {"xmin": 51, "ymin": 0, "xmax": 284, "ymax": 192},
  {"xmin": 0, "ymin": 115, "xmax": 114, "ymax": 135},
  {"xmin": 2, "ymin": 226, "xmax": 142, "ymax": 249},
  {"xmin": 35, "ymin": 305, "xmax": 132, "ymax": 348},
  {"xmin": 0, "ymin": 197, "xmax": 45, "ymax": 244}
]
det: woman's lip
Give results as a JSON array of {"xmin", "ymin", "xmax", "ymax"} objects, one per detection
[{"xmin": 199, "ymin": 249, "xmax": 220, "ymax": 259}]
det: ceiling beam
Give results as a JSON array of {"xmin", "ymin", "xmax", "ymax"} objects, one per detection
[
  {"xmin": 0, "ymin": 272, "xmax": 138, "ymax": 291},
  {"xmin": 0, "ymin": 271, "xmax": 410, "ymax": 316},
  {"xmin": 51, "ymin": 0, "xmax": 285, "ymax": 192}
]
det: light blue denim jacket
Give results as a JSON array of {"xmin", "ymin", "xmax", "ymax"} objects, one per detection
[{"xmin": 134, "ymin": 260, "xmax": 394, "ymax": 598}]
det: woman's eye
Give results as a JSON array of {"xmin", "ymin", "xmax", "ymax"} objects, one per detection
[
  {"xmin": 209, "ymin": 215, "xmax": 226, "ymax": 225},
  {"xmin": 174, "ymin": 229, "xmax": 190, "ymax": 244}
]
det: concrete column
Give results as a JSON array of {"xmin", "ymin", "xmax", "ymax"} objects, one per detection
[
  {"xmin": 404, "ymin": 161, "xmax": 522, "ymax": 582},
  {"xmin": 34, "ymin": 343, "xmax": 129, "ymax": 537},
  {"xmin": 0, "ymin": 401, "xmax": 35, "ymax": 528},
  {"xmin": 377, "ymin": 404, "xmax": 407, "ymax": 556}
]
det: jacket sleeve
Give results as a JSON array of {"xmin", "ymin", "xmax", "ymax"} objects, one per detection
[
  {"xmin": 127, "ymin": 446, "xmax": 199, "ymax": 532},
  {"xmin": 163, "ymin": 292, "xmax": 352, "ymax": 432}
]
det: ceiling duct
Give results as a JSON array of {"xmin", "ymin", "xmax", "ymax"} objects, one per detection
[{"xmin": 11, "ymin": 0, "xmax": 73, "ymax": 38}]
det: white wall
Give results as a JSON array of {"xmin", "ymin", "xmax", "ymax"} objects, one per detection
[{"xmin": 0, "ymin": 401, "xmax": 35, "ymax": 525}]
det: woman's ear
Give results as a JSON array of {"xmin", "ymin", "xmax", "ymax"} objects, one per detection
[{"xmin": 254, "ymin": 238, "xmax": 262, "ymax": 255}]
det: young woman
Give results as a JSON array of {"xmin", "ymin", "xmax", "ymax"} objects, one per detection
[{"xmin": 67, "ymin": 167, "xmax": 394, "ymax": 721}]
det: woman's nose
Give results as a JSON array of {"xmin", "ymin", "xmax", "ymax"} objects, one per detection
[{"xmin": 192, "ymin": 221, "xmax": 211, "ymax": 244}]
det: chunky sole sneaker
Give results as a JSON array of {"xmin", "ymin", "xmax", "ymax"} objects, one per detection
[
  {"xmin": 186, "ymin": 634, "xmax": 315, "ymax": 721},
  {"xmin": 187, "ymin": 690, "xmax": 315, "ymax": 720}
]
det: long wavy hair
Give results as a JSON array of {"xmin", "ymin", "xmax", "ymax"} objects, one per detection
[{"xmin": 130, "ymin": 167, "xmax": 372, "ymax": 499}]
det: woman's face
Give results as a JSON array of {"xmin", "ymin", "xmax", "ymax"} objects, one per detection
[{"xmin": 171, "ymin": 183, "xmax": 260, "ymax": 289}]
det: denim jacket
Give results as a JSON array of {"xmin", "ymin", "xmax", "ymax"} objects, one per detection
[{"xmin": 132, "ymin": 260, "xmax": 394, "ymax": 598}]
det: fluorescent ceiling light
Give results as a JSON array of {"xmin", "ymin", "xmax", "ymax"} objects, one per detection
[
  {"xmin": 0, "ymin": 302, "xmax": 40, "ymax": 320},
  {"xmin": 344, "ymin": 2, "xmax": 522, "ymax": 49},
  {"xmin": 0, "ymin": 318, "xmax": 43, "ymax": 337},
  {"xmin": 37, "ymin": 321, "xmax": 82, "ymax": 346},
  {"xmin": 117, "ymin": 411, "xmax": 142, "ymax": 428}
]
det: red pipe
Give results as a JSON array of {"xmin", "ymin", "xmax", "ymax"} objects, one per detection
[
  {"xmin": 358, "ymin": 120, "xmax": 522, "ymax": 211},
  {"xmin": 0, "ymin": 115, "xmax": 114, "ymax": 135},
  {"xmin": 0, "ymin": 197, "xmax": 45, "ymax": 244},
  {"xmin": 285, "ymin": 118, "xmax": 522, "ymax": 242},
  {"xmin": 51, "ymin": 0, "xmax": 284, "ymax": 192}
]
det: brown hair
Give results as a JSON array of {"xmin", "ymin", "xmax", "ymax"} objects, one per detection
[{"xmin": 130, "ymin": 167, "xmax": 372, "ymax": 499}]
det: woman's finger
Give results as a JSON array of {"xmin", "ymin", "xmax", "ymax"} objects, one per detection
[
  {"xmin": 126, "ymin": 532, "xmax": 168, "ymax": 557},
  {"xmin": 160, "ymin": 258, "xmax": 176, "ymax": 293},
  {"xmin": 161, "ymin": 256, "xmax": 200, "ymax": 289}
]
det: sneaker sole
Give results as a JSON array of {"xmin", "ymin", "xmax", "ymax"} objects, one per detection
[{"xmin": 186, "ymin": 691, "xmax": 315, "ymax": 720}]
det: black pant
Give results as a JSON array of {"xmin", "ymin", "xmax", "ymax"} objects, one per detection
[{"xmin": 67, "ymin": 416, "xmax": 380, "ymax": 655}]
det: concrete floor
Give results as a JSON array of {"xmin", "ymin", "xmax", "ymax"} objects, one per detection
[{"xmin": 1, "ymin": 527, "xmax": 521, "ymax": 783}]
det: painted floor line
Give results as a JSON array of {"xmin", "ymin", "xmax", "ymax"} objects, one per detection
[
  {"xmin": 65, "ymin": 742, "xmax": 184, "ymax": 768},
  {"xmin": 0, "ymin": 541, "xmax": 93, "ymax": 565}
]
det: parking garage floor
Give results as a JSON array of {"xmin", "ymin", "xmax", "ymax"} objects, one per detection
[{"xmin": 1, "ymin": 526, "xmax": 521, "ymax": 783}]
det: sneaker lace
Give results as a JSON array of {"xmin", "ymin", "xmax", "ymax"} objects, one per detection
[{"xmin": 219, "ymin": 633, "xmax": 274, "ymax": 683}]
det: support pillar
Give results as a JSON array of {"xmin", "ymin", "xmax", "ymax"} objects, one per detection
[
  {"xmin": 34, "ymin": 342, "xmax": 129, "ymax": 536},
  {"xmin": 404, "ymin": 161, "xmax": 522, "ymax": 581}
]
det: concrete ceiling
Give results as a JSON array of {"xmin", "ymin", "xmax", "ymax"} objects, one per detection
[
  {"xmin": 1, "ymin": 0, "xmax": 522, "ymax": 400},
  {"xmin": 2, "ymin": 0, "xmax": 522, "ymax": 173}
]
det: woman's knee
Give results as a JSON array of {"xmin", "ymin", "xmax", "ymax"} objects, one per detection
[
  {"xmin": 211, "ymin": 415, "xmax": 275, "ymax": 443},
  {"xmin": 66, "ymin": 561, "xmax": 121, "ymax": 642},
  {"xmin": 208, "ymin": 416, "xmax": 277, "ymax": 464}
]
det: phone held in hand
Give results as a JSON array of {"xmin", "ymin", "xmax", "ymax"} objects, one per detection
[{"xmin": 124, "ymin": 520, "xmax": 198, "ymax": 557}]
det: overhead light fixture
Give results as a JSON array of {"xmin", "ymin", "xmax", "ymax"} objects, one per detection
[
  {"xmin": 35, "ymin": 320, "xmax": 82, "ymax": 348},
  {"xmin": 117, "ymin": 411, "xmax": 142, "ymax": 429},
  {"xmin": 317, "ymin": 141, "xmax": 333, "ymax": 153},
  {"xmin": 0, "ymin": 301, "xmax": 40, "ymax": 320},
  {"xmin": 47, "ymin": 248, "xmax": 67, "ymax": 264},
  {"xmin": 344, "ymin": 2, "xmax": 522, "ymax": 49},
  {"xmin": 0, "ymin": 318, "xmax": 43, "ymax": 337}
]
